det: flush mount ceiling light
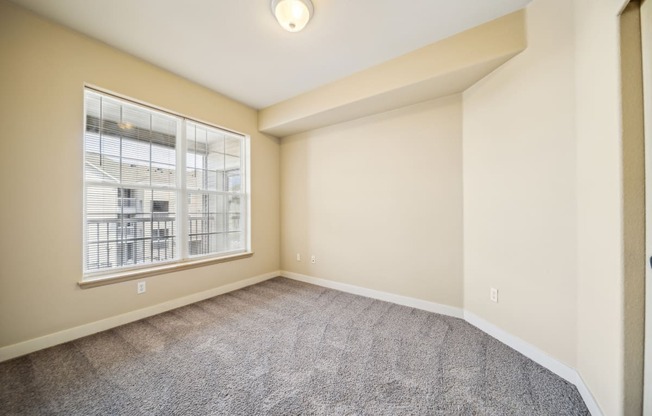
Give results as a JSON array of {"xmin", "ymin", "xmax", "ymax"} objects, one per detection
[{"xmin": 271, "ymin": 0, "xmax": 314, "ymax": 32}]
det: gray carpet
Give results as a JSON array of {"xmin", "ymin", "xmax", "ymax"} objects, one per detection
[{"xmin": 0, "ymin": 277, "xmax": 589, "ymax": 415}]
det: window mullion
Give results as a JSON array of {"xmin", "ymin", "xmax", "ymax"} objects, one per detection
[
  {"xmin": 243, "ymin": 137, "xmax": 251, "ymax": 254},
  {"xmin": 177, "ymin": 119, "xmax": 188, "ymax": 261}
]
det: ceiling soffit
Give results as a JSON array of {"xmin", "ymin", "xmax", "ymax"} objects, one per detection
[{"xmin": 259, "ymin": 10, "xmax": 527, "ymax": 138}]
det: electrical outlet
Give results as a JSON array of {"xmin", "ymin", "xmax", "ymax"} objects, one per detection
[
  {"xmin": 490, "ymin": 288, "xmax": 498, "ymax": 303},
  {"xmin": 296, "ymin": 253, "xmax": 301, "ymax": 261},
  {"xmin": 137, "ymin": 281, "xmax": 146, "ymax": 294},
  {"xmin": 311, "ymin": 255, "xmax": 316, "ymax": 264}
]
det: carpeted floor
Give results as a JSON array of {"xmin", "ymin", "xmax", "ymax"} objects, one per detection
[{"xmin": 0, "ymin": 277, "xmax": 589, "ymax": 415}]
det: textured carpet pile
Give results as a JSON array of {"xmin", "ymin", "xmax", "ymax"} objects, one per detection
[{"xmin": 0, "ymin": 277, "xmax": 589, "ymax": 415}]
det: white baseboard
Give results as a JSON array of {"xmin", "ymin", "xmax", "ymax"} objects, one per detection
[
  {"xmin": 464, "ymin": 311, "xmax": 602, "ymax": 415},
  {"xmin": 282, "ymin": 270, "xmax": 602, "ymax": 416},
  {"xmin": 572, "ymin": 372, "xmax": 604, "ymax": 416},
  {"xmin": 0, "ymin": 271, "xmax": 280, "ymax": 362},
  {"xmin": 280, "ymin": 270, "xmax": 464, "ymax": 319},
  {"xmin": 464, "ymin": 311, "xmax": 578, "ymax": 383}
]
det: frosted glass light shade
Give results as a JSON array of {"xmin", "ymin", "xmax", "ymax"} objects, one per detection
[{"xmin": 271, "ymin": 0, "xmax": 313, "ymax": 32}]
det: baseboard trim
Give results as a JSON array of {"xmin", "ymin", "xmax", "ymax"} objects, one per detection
[
  {"xmin": 0, "ymin": 271, "xmax": 280, "ymax": 363},
  {"xmin": 282, "ymin": 270, "xmax": 602, "ymax": 416},
  {"xmin": 465, "ymin": 312, "xmax": 603, "ymax": 415},
  {"xmin": 464, "ymin": 311, "xmax": 578, "ymax": 383},
  {"xmin": 280, "ymin": 270, "xmax": 464, "ymax": 319},
  {"xmin": 572, "ymin": 372, "xmax": 603, "ymax": 416}
]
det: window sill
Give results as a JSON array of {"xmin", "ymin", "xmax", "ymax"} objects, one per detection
[{"xmin": 78, "ymin": 252, "xmax": 254, "ymax": 289}]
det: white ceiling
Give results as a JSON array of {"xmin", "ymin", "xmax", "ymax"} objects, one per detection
[{"xmin": 10, "ymin": 0, "xmax": 532, "ymax": 109}]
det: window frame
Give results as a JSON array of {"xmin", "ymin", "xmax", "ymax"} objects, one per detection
[{"xmin": 81, "ymin": 86, "xmax": 252, "ymax": 286}]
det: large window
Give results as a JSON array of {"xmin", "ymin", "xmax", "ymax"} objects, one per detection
[{"xmin": 83, "ymin": 88, "xmax": 249, "ymax": 278}]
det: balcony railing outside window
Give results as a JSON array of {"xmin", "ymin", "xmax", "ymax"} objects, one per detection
[{"xmin": 86, "ymin": 214, "xmax": 241, "ymax": 271}]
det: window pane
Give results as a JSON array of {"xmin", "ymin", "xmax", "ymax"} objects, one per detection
[
  {"xmin": 146, "ymin": 190, "xmax": 177, "ymax": 263},
  {"xmin": 186, "ymin": 192, "xmax": 244, "ymax": 256},
  {"xmin": 85, "ymin": 140, "xmax": 120, "ymax": 183},
  {"xmin": 85, "ymin": 91, "xmax": 177, "ymax": 188},
  {"xmin": 99, "ymin": 99, "xmax": 122, "ymax": 158},
  {"xmin": 187, "ymin": 192, "xmax": 222, "ymax": 256},
  {"xmin": 86, "ymin": 186, "xmax": 120, "ymax": 271},
  {"xmin": 84, "ymin": 90, "xmax": 180, "ymax": 274},
  {"xmin": 225, "ymin": 137, "xmax": 241, "ymax": 192},
  {"xmin": 226, "ymin": 232, "xmax": 243, "ymax": 251},
  {"xmin": 187, "ymin": 122, "xmax": 232, "ymax": 192},
  {"xmin": 85, "ymin": 186, "xmax": 178, "ymax": 271},
  {"xmin": 227, "ymin": 195, "xmax": 243, "ymax": 232}
]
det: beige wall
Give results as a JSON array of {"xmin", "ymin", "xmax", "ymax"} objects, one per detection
[
  {"xmin": 0, "ymin": 0, "xmax": 280, "ymax": 348},
  {"xmin": 619, "ymin": 3, "xmax": 645, "ymax": 414},
  {"xmin": 464, "ymin": 0, "xmax": 638, "ymax": 413},
  {"xmin": 462, "ymin": 0, "xmax": 578, "ymax": 366},
  {"xmin": 643, "ymin": 0, "xmax": 652, "ymax": 411},
  {"xmin": 280, "ymin": 96, "xmax": 464, "ymax": 307},
  {"xmin": 575, "ymin": 0, "xmax": 629, "ymax": 414}
]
